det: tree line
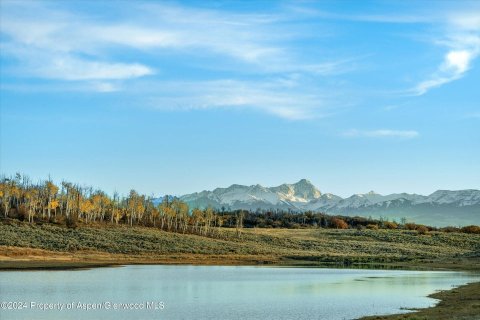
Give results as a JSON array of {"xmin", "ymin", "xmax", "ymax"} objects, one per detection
[
  {"xmin": 1, "ymin": 173, "xmax": 478, "ymax": 235},
  {"xmin": 0, "ymin": 173, "xmax": 245, "ymax": 237}
]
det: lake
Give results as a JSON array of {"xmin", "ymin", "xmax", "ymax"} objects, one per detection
[{"xmin": 0, "ymin": 265, "xmax": 478, "ymax": 320}]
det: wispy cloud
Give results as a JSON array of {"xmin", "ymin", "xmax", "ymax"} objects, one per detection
[
  {"xmin": 0, "ymin": 0, "xmax": 360, "ymax": 124},
  {"xmin": 0, "ymin": 1, "xmax": 350, "ymax": 79},
  {"xmin": 0, "ymin": 0, "xmax": 357, "ymax": 119},
  {"xmin": 38, "ymin": 58, "xmax": 154, "ymax": 81},
  {"xmin": 412, "ymin": 12, "xmax": 480, "ymax": 95},
  {"xmin": 0, "ymin": 2, "xmax": 155, "ymax": 83},
  {"xmin": 3, "ymin": 1, "xmax": 476, "ymax": 120},
  {"xmin": 290, "ymin": 3, "xmax": 480, "ymax": 96},
  {"xmin": 286, "ymin": 6, "xmax": 433, "ymax": 25},
  {"xmin": 1, "ymin": 42, "xmax": 154, "ymax": 81},
  {"xmin": 343, "ymin": 129, "xmax": 419, "ymax": 139},
  {"xmin": 414, "ymin": 46, "xmax": 479, "ymax": 95},
  {"xmin": 145, "ymin": 79, "xmax": 338, "ymax": 120}
]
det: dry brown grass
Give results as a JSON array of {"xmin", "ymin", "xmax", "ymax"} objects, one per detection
[{"xmin": 1, "ymin": 220, "xmax": 479, "ymax": 270}]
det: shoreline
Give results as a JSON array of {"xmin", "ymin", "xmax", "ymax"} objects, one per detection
[
  {"xmin": 359, "ymin": 281, "xmax": 480, "ymax": 320},
  {"xmin": 1, "ymin": 259, "xmax": 479, "ymax": 272},
  {"xmin": 1, "ymin": 248, "xmax": 479, "ymax": 272}
]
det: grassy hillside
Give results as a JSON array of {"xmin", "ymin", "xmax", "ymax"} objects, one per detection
[{"xmin": 1, "ymin": 219, "xmax": 479, "ymax": 270}]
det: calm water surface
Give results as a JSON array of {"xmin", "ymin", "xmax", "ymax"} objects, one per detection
[{"xmin": 0, "ymin": 265, "xmax": 478, "ymax": 320}]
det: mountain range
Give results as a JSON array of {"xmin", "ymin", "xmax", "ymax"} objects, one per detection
[{"xmin": 179, "ymin": 179, "xmax": 480, "ymax": 227}]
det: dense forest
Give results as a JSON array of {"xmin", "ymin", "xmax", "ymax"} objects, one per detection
[{"xmin": 1, "ymin": 173, "xmax": 478, "ymax": 236}]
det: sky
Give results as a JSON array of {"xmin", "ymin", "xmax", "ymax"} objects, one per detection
[{"xmin": 0, "ymin": 0, "xmax": 479, "ymax": 198}]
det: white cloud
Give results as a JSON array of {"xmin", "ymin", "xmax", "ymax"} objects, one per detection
[
  {"xmin": 286, "ymin": 4, "xmax": 480, "ymax": 96},
  {"xmin": 414, "ymin": 47, "xmax": 478, "ymax": 95},
  {"xmin": 286, "ymin": 5, "xmax": 433, "ymax": 24},
  {"xmin": 0, "ymin": 41, "xmax": 153, "ymax": 82},
  {"xmin": 37, "ymin": 57, "xmax": 154, "ymax": 81},
  {"xmin": 0, "ymin": 4, "xmax": 155, "ymax": 83},
  {"xmin": 0, "ymin": 1, "xmax": 357, "ymax": 116},
  {"xmin": 344, "ymin": 129, "xmax": 419, "ymax": 139},
  {"xmin": 445, "ymin": 50, "xmax": 471, "ymax": 73},
  {"xmin": 0, "ymin": 1, "xmax": 354, "ymax": 82},
  {"xmin": 412, "ymin": 11, "xmax": 480, "ymax": 95},
  {"xmin": 92, "ymin": 25, "xmax": 180, "ymax": 49},
  {"xmin": 449, "ymin": 12, "xmax": 480, "ymax": 31},
  {"xmin": 145, "ymin": 79, "xmax": 336, "ymax": 120}
]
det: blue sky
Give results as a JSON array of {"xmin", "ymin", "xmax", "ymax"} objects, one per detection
[{"xmin": 1, "ymin": 0, "xmax": 479, "ymax": 197}]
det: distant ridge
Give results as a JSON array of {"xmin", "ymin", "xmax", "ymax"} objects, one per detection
[{"xmin": 177, "ymin": 180, "xmax": 480, "ymax": 227}]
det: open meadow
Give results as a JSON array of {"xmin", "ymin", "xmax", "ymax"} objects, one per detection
[{"xmin": 1, "ymin": 219, "xmax": 478, "ymax": 270}]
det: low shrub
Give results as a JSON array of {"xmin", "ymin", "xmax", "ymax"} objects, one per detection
[
  {"xmin": 405, "ymin": 223, "xmax": 417, "ymax": 230},
  {"xmin": 461, "ymin": 225, "xmax": 480, "ymax": 234},
  {"xmin": 416, "ymin": 225, "xmax": 429, "ymax": 235},
  {"xmin": 440, "ymin": 226, "xmax": 460, "ymax": 233},
  {"xmin": 384, "ymin": 222, "xmax": 398, "ymax": 230},
  {"xmin": 66, "ymin": 216, "xmax": 78, "ymax": 229},
  {"xmin": 331, "ymin": 218, "xmax": 348, "ymax": 229}
]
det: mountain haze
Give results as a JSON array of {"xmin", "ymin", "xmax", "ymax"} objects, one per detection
[{"xmin": 180, "ymin": 180, "xmax": 480, "ymax": 227}]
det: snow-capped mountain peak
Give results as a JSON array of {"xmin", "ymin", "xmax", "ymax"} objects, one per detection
[
  {"xmin": 178, "ymin": 181, "xmax": 480, "ymax": 226},
  {"xmin": 271, "ymin": 179, "xmax": 321, "ymax": 203},
  {"xmin": 419, "ymin": 189, "xmax": 480, "ymax": 206}
]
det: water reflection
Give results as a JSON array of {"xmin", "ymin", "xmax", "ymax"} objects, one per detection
[{"xmin": 1, "ymin": 266, "xmax": 478, "ymax": 320}]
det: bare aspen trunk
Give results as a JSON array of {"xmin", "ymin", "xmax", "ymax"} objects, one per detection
[{"xmin": 47, "ymin": 194, "xmax": 51, "ymax": 220}]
